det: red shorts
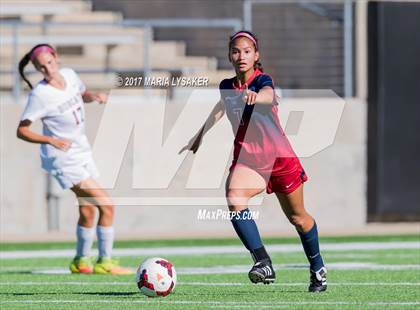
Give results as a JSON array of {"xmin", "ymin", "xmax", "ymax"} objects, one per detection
[
  {"xmin": 229, "ymin": 160, "xmax": 308, "ymax": 195},
  {"xmin": 266, "ymin": 168, "xmax": 308, "ymax": 194}
]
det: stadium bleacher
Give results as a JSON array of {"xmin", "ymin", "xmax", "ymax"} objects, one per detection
[{"xmin": 0, "ymin": 0, "xmax": 231, "ymax": 93}]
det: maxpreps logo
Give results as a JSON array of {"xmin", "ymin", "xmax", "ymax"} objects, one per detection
[
  {"xmin": 86, "ymin": 88, "xmax": 345, "ymax": 206},
  {"xmin": 197, "ymin": 209, "xmax": 260, "ymax": 221}
]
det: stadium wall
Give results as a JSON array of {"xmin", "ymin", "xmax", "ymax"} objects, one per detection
[
  {"xmin": 1, "ymin": 97, "xmax": 367, "ymax": 240},
  {"xmin": 367, "ymin": 2, "xmax": 420, "ymax": 221}
]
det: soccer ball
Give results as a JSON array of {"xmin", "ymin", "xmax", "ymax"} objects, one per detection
[{"xmin": 136, "ymin": 257, "xmax": 177, "ymax": 297}]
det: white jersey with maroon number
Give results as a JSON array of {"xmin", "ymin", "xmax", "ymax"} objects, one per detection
[{"xmin": 20, "ymin": 67, "xmax": 92, "ymax": 171}]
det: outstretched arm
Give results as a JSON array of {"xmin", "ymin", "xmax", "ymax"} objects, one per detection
[
  {"xmin": 243, "ymin": 84, "xmax": 274, "ymax": 105},
  {"xmin": 179, "ymin": 100, "xmax": 225, "ymax": 154}
]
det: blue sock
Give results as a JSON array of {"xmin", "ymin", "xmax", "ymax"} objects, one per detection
[
  {"xmin": 298, "ymin": 222, "xmax": 324, "ymax": 272},
  {"xmin": 231, "ymin": 209, "xmax": 262, "ymax": 251},
  {"xmin": 230, "ymin": 208, "xmax": 270, "ymax": 262}
]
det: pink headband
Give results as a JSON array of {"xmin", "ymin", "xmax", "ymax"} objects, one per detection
[
  {"xmin": 231, "ymin": 32, "xmax": 258, "ymax": 48},
  {"xmin": 30, "ymin": 46, "xmax": 55, "ymax": 62}
]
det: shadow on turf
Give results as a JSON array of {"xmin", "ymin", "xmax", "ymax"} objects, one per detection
[
  {"xmin": 173, "ymin": 289, "xmax": 303, "ymax": 296},
  {"xmin": 0, "ymin": 270, "xmax": 33, "ymax": 275},
  {"xmin": 1, "ymin": 293, "xmax": 36, "ymax": 296},
  {"xmin": 0, "ymin": 292, "xmax": 138, "ymax": 297},
  {"xmin": 78, "ymin": 292, "xmax": 138, "ymax": 296}
]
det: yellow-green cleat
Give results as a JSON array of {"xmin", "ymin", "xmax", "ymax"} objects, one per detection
[
  {"xmin": 69, "ymin": 256, "xmax": 94, "ymax": 274},
  {"xmin": 93, "ymin": 257, "xmax": 133, "ymax": 275}
]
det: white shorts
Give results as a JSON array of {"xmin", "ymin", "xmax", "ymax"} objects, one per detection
[{"xmin": 49, "ymin": 159, "xmax": 99, "ymax": 189}]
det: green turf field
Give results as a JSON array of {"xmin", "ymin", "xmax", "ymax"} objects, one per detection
[{"xmin": 1, "ymin": 235, "xmax": 419, "ymax": 309}]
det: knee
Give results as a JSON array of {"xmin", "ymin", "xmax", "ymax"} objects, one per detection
[
  {"xmin": 226, "ymin": 188, "xmax": 240, "ymax": 200},
  {"xmin": 79, "ymin": 208, "xmax": 96, "ymax": 227},
  {"xmin": 228, "ymin": 204, "xmax": 245, "ymax": 212},
  {"xmin": 226, "ymin": 189, "xmax": 249, "ymax": 210},
  {"xmin": 98, "ymin": 205, "xmax": 114, "ymax": 219},
  {"xmin": 288, "ymin": 214, "xmax": 306, "ymax": 231}
]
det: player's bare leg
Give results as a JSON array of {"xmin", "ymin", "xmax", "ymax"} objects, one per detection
[
  {"xmin": 68, "ymin": 196, "xmax": 96, "ymax": 274},
  {"xmin": 77, "ymin": 203, "xmax": 96, "ymax": 228},
  {"xmin": 226, "ymin": 165, "xmax": 265, "ymax": 211},
  {"xmin": 275, "ymin": 184, "xmax": 313, "ymax": 233},
  {"xmin": 70, "ymin": 178, "xmax": 132, "ymax": 275},
  {"xmin": 72, "ymin": 178, "xmax": 114, "ymax": 226},
  {"xmin": 226, "ymin": 166, "xmax": 275, "ymax": 284},
  {"xmin": 275, "ymin": 184, "xmax": 327, "ymax": 292}
]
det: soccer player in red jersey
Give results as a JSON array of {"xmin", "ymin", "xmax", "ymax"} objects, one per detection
[{"xmin": 181, "ymin": 31, "xmax": 327, "ymax": 292}]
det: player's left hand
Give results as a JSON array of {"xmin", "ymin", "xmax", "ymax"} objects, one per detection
[{"xmin": 242, "ymin": 84, "xmax": 257, "ymax": 105}]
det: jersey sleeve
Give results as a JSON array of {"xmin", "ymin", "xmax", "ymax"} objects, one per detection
[
  {"xmin": 219, "ymin": 79, "xmax": 230, "ymax": 91},
  {"xmin": 257, "ymin": 74, "xmax": 274, "ymax": 89},
  {"xmin": 20, "ymin": 93, "xmax": 48, "ymax": 122},
  {"xmin": 255, "ymin": 74, "xmax": 277, "ymax": 113},
  {"xmin": 218, "ymin": 79, "xmax": 230, "ymax": 101}
]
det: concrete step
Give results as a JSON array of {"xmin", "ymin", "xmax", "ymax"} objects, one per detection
[
  {"xmin": 18, "ymin": 11, "xmax": 122, "ymax": 23},
  {"xmin": 0, "ymin": 0, "xmax": 91, "ymax": 17}
]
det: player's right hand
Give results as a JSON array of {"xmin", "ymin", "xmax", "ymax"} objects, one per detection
[
  {"xmin": 179, "ymin": 127, "xmax": 205, "ymax": 154},
  {"xmin": 49, "ymin": 138, "xmax": 72, "ymax": 151},
  {"xmin": 242, "ymin": 84, "xmax": 257, "ymax": 105}
]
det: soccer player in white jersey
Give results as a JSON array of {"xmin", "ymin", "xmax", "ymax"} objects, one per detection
[{"xmin": 17, "ymin": 44, "xmax": 131, "ymax": 275}]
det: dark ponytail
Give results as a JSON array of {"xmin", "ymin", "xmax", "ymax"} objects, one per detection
[
  {"xmin": 229, "ymin": 30, "xmax": 263, "ymax": 72},
  {"xmin": 18, "ymin": 52, "xmax": 33, "ymax": 89},
  {"xmin": 18, "ymin": 43, "xmax": 55, "ymax": 89}
]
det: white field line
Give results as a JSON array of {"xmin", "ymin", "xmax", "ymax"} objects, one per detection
[
  {"xmin": 0, "ymin": 300, "xmax": 419, "ymax": 306},
  {"xmin": 175, "ymin": 263, "xmax": 420, "ymax": 274},
  {"xmin": 324, "ymin": 253, "xmax": 420, "ymax": 259},
  {"xmin": 180, "ymin": 252, "xmax": 420, "ymax": 259},
  {"xmin": 1, "ymin": 262, "xmax": 418, "ymax": 274},
  {"xmin": 1, "ymin": 241, "xmax": 419, "ymax": 259},
  {"xmin": 209, "ymin": 303, "xmax": 420, "ymax": 309},
  {"xmin": 8, "ymin": 262, "xmax": 417, "ymax": 275},
  {"xmin": 0, "ymin": 281, "xmax": 419, "ymax": 287},
  {"xmin": 0, "ymin": 262, "xmax": 419, "ymax": 274}
]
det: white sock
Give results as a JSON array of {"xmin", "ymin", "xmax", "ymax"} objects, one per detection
[
  {"xmin": 96, "ymin": 225, "xmax": 114, "ymax": 258},
  {"xmin": 76, "ymin": 225, "xmax": 95, "ymax": 257}
]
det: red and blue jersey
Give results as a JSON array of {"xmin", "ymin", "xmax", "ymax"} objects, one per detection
[{"xmin": 219, "ymin": 69, "xmax": 301, "ymax": 177}]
